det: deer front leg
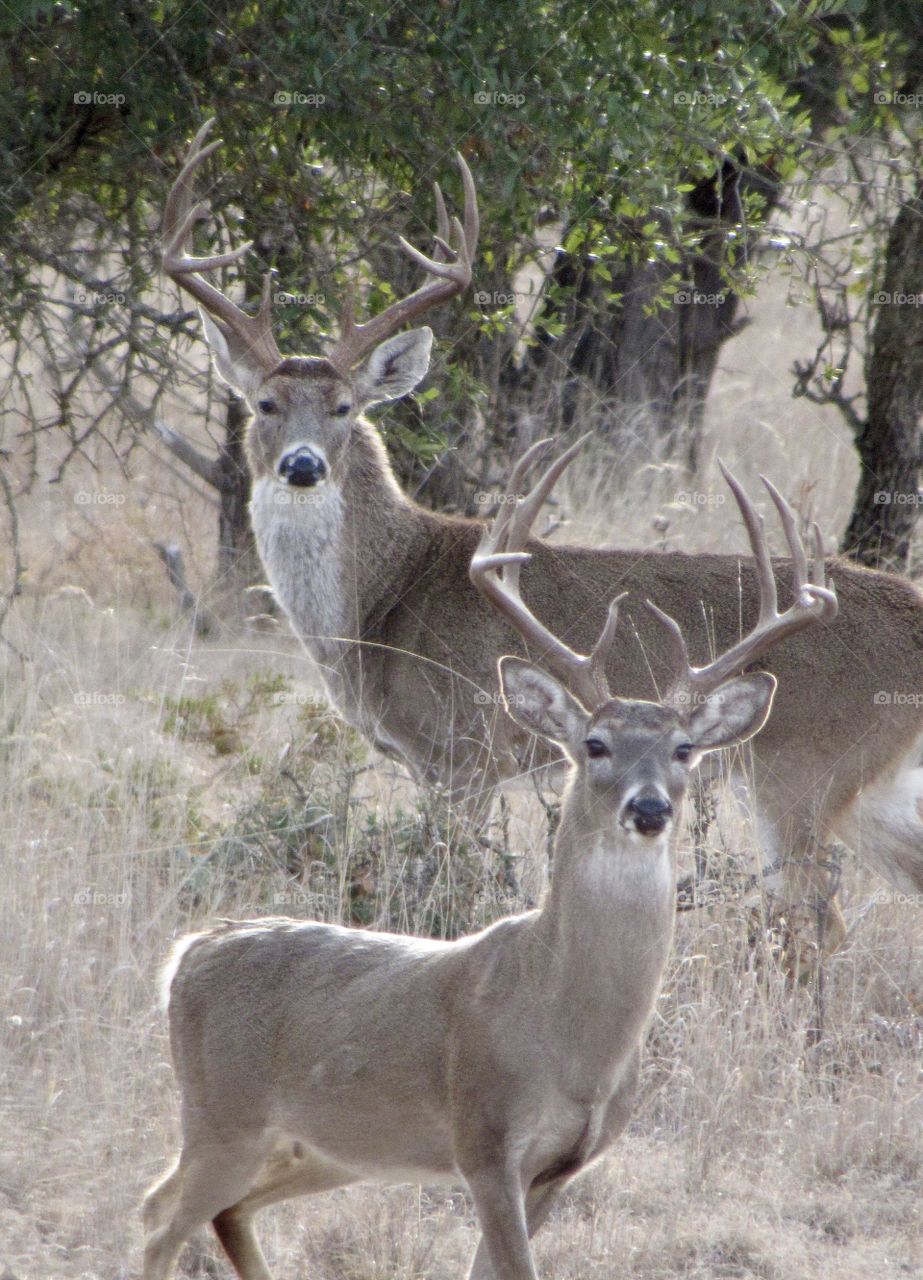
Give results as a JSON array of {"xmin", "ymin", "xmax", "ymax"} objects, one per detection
[{"xmin": 466, "ymin": 1174, "xmax": 570, "ymax": 1279}]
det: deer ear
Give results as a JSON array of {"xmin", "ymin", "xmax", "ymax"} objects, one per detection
[
  {"xmin": 687, "ymin": 672, "xmax": 777, "ymax": 753},
  {"xmin": 497, "ymin": 657, "xmax": 588, "ymax": 753},
  {"xmin": 200, "ymin": 311, "xmax": 268, "ymax": 406},
  {"xmin": 353, "ymin": 328, "xmax": 433, "ymax": 407}
]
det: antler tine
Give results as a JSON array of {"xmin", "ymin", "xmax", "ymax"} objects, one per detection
[
  {"xmin": 397, "ymin": 215, "xmax": 471, "ymax": 278},
  {"xmin": 329, "ymin": 151, "xmax": 479, "ymax": 376},
  {"xmin": 717, "ymin": 460, "xmax": 778, "ymax": 625},
  {"xmin": 643, "ymin": 599, "xmax": 692, "ymax": 693},
  {"xmin": 761, "ymin": 476, "xmax": 839, "ymax": 622},
  {"xmin": 165, "ymin": 198, "xmax": 251, "ymax": 273},
  {"xmin": 589, "ymin": 593, "xmax": 628, "ymax": 690},
  {"xmin": 476, "ymin": 434, "xmax": 589, "ymax": 599},
  {"xmin": 760, "ymin": 474, "xmax": 807, "ymax": 596},
  {"xmin": 162, "ymin": 119, "xmax": 282, "ymax": 371},
  {"xmin": 478, "ymin": 437, "xmax": 556, "ymax": 565},
  {"xmin": 432, "ymin": 181, "xmax": 451, "ymax": 260},
  {"xmin": 656, "ymin": 464, "xmax": 838, "ymax": 706},
  {"xmin": 470, "ymin": 438, "xmax": 620, "ymax": 709},
  {"xmin": 504, "ymin": 435, "xmax": 587, "ymax": 555},
  {"xmin": 810, "ymin": 523, "xmax": 836, "ymax": 610},
  {"xmin": 162, "ymin": 119, "xmax": 220, "ymax": 243},
  {"xmin": 457, "ymin": 150, "xmax": 480, "ymax": 260},
  {"xmin": 417, "ymin": 153, "xmax": 478, "ymax": 265}
]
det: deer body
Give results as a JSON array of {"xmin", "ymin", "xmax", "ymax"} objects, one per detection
[
  {"xmin": 162, "ymin": 121, "xmax": 923, "ymax": 955},
  {"xmin": 157, "ymin": 804, "xmax": 672, "ymax": 1188},
  {"xmin": 250, "ymin": 419, "xmax": 923, "ymax": 902},
  {"xmin": 143, "ymin": 691, "xmax": 707, "ymax": 1280}
]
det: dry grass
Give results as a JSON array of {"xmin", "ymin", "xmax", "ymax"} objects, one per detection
[{"xmin": 2, "ymin": 262, "xmax": 922, "ymax": 1280}]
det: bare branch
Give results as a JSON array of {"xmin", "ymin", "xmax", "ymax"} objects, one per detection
[{"xmin": 89, "ymin": 357, "xmax": 221, "ymax": 489}]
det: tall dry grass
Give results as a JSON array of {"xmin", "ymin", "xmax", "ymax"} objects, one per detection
[{"xmin": 1, "ymin": 260, "xmax": 922, "ymax": 1280}]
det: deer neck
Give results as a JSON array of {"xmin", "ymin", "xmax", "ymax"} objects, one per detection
[
  {"xmin": 528, "ymin": 788, "xmax": 676, "ymax": 1069},
  {"xmin": 337, "ymin": 420, "xmax": 433, "ymax": 627}
]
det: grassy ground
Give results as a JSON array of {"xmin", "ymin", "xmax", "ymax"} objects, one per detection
[{"xmin": 1, "ymin": 261, "xmax": 921, "ymax": 1280}]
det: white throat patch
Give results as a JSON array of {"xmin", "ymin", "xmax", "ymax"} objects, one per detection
[
  {"xmin": 580, "ymin": 833, "xmax": 674, "ymax": 902},
  {"xmin": 250, "ymin": 475, "xmax": 347, "ymax": 653}
]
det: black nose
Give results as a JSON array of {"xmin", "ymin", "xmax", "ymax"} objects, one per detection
[
  {"xmin": 279, "ymin": 448, "xmax": 327, "ymax": 488},
  {"xmin": 626, "ymin": 793, "xmax": 673, "ymax": 837}
]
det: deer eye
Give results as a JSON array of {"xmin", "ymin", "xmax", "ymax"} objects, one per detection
[
  {"xmin": 257, "ymin": 399, "xmax": 277, "ymax": 415},
  {"xmin": 334, "ymin": 403, "xmax": 351, "ymax": 417},
  {"xmin": 673, "ymin": 743, "xmax": 694, "ymax": 763},
  {"xmin": 585, "ymin": 737, "xmax": 609, "ymax": 759}
]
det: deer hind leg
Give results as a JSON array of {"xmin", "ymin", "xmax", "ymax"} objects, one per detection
[
  {"xmin": 142, "ymin": 1140, "xmax": 269, "ymax": 1280},
  {"xmin": 213, "ymin": 1149, "xmax": 355, "ymax": 1280},
  {"xmin": 142, "ymin": 1158, "xmax": 184, "ymax": 1236},
  {"xmin": 212, "ymin": 1209, "xmax": 274, "ymax": 1280},
  {"xmin": 831, "ymin": 762, "xmax": 923, "ymax": 896},
  {"xmin": 769, "ymin": 827, "xmax": 847, "ymax": 966},
  {"xmin": 733, "ymin": 773, "xmax": 847, "ymax": 963}
]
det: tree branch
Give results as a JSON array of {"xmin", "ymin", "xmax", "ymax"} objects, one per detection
[{"xmin": 88, "ymin": 357, "xmax": 222, "ymax": 489}]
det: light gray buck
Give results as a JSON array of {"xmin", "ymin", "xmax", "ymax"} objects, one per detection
[
  {"xmin": 163, "ymin": 120, "xmax": 923, "ymax": 951},
  {"xmin": 142, "ymin": 447, "xmax": 832, "ymax": 1280}
]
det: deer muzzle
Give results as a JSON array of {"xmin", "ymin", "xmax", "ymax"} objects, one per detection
[
  {"xmin": 623, "ymin": 790, "xmax": 673, "ymax": 837},
  {"xmin": 279, "ymin": 447, "xmax": 328, "ymax": 488}
]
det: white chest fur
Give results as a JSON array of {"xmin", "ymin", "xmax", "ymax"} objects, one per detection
[{"xmin": 250, "ymin": 477, "xmax": 349, "ymax": 664}]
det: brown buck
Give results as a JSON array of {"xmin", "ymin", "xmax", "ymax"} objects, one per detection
[
  {"xmin": 142, "ymin": 448, "xmax": 830, "ymax": 1280},
  {"xmin": 163, "ymin": 120, "xmax": 923, "ymax": 949}
]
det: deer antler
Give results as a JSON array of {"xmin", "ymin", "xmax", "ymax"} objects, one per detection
[
  {"xmin": 471, "ymin": 444, "xmax": 838, "ymax": 713},
  {"xmin": 646, "ymin": 461, "xmax": 839, "ymax": 706},
  {"xmin": 162, "ymin": 119, "xmax": 282, "ymax": 372},
  {"xmin": 329, "ymin": 152, "xmax": 479, "ymax": 375},
  {"xmin": 469, "ymin": 437, "xmax": 624, "ymax": 709},
  {"xmin": 163, "ymin": 121, "xmax": 479, "ymax": 378}
]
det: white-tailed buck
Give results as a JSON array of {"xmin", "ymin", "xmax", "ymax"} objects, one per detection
[
  {"xmin": 163, "ymin": 121, "xmax": 923, "ymax": 950},
  {"xmin": 142, "ymin": 447, "xmax": 831, "ymax": 1280}
]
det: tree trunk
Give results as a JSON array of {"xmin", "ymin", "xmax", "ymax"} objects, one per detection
[
  {"xmin": 500, "ymin": 159, "xmax": 778, "ymax": 472},
  {"xmin": 215, "ymin": 392, "xmax": 263, "ymax": 592},
  {"xmin": 841, "ymin": 182, "xmax": 923, "ymax": 571}
]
